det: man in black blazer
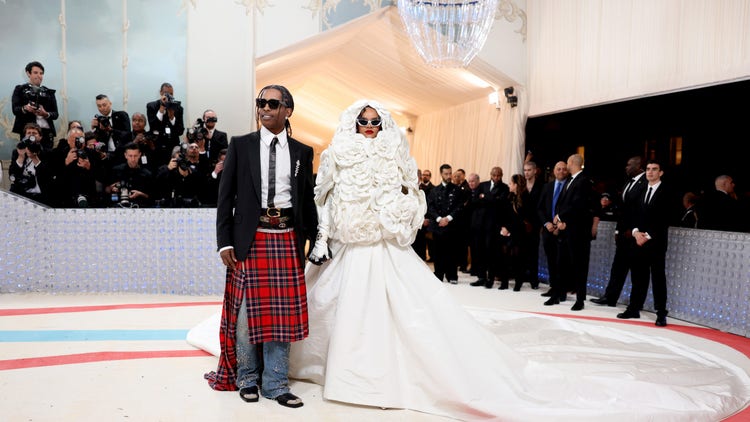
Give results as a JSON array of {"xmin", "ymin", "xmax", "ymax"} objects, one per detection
[
  {"xmin": 201, "ymin": 109, "xmax": 229, "ymax": 162},
  {"xmin": 91, "ymin": 94, "xmax": 132, "ymax": 163},
  {"xmin": 617, "ymin": 160, "xmax": 673, "ymax": 327},
  {"xmin": 11, "ymin": 61, "xmax": 59, "ymax": 150},
  {"xmin": 469, "ymin": 166, "xmax": 508, "ymax": 288},
  {"xmin": 591, "ymin": 156, "xmax": 647, "ymax": 306},
  {"xmin": 427, "ymin": 163, "xmax": 465, "ymax": 284},
  {"xmin": 523, "ymin": 161, "xmax": 543, "ymax": 288},
  {"xmin": 146, "ymin": 82, "xmax": 185, "ymax": 166},
  {"xmin": 546, "ymin": 154, "xmax": 595, "ymax": 311},
  {"xmin": 209, "ymin": 85, "xmax": 317, "ymax": 408},
  {"xmin": 537, "ymin": 161, "xmax": 569, "ymax": 298}
]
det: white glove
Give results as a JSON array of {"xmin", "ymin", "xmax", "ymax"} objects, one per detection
[{"xmin": 308, "ymin": 235, "xmax": 330, "ymax": 265}]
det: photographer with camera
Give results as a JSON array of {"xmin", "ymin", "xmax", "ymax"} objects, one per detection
[
  {"xmin": 8, "ymin": 123, "xmax": 53, "ymax": 205},
  {"xmin": 154, "ymin": 142, "xmax": 206, "ymax": 208},
  {"xmin": 11, "ymin": 61, "xmax": 59, "ymax": 150},
  {"xmin": 201, "ymin": 109, "xmax": 228, "ymax": 161},
  {"xmin": 130, "ymin": 112, "xmax": 157, "ymax": 171},
  {"xmin": 49, "ymin": 127, "xmax": 98, "ymax": 207},
  {"xmin": 146, "ymin": 82, "xmax": 184, "ymax": 166},
  {"xmin": 199, "ymin": 148, "xmax": 227, "ymax": 207},
  {"xmin": 107, "ymin": 142, "xmax": 154, "ymax": 208},
  {"xmin": 91, "ymin": 94, "xmax": 131, "ymax": 164}
]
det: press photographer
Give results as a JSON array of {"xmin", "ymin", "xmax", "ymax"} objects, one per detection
[
  {"xmin": 91, "ymin": 94, "xmax": 132, "ymax": 164},
  {"xmin": 8, "ymin": 127, "xmax": 53, "ymax": 205},
  {"xmin": 52, "ymin": 127, "xmax": 98, "ymax": 207},
  {"xmin": 107, "ymin": 142, "xmax": 154, "ymax": 208},
  {"xmin": 200, "ymin": 109, "xmax": 228, "ymax": 161},
  {"xmin": 11, "ymin": 61, "xmax": 59, "ymax": 150},
  {"xmin": 154, "ymin": 143, "xmax": 206, "ymax": 207},
  {"xmin": 130, "ymin": 112, "xmax": 157, "ymax": 171},
  {"xmin": 146, "ymin": 82, "xmax": 184, "ymax": 165}
]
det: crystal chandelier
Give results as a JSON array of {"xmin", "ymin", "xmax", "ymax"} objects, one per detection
[{"xmin": 398, "ymin": 0, "xmax": 499, "ymax": 68}]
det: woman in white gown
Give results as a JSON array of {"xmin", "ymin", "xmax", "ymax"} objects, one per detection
[{"xmin": 190, "ymin": 100, "xmax": 750, "ymax": 421}]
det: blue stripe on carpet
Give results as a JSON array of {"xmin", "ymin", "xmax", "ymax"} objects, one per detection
[{"xmin": 0, "ymin": 330, "xmax": 189, "ymax": 342}]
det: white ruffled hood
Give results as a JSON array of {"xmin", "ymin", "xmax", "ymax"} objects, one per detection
[{"xmin": 315, "ymin": 100, "xmax": 426, "ymax": 246}]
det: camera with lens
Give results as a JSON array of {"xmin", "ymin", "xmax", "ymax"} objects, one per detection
[
  {"xmin": 10, "ymin": 172, "xmax": 36, "ymax": 192},
  {"xmin": 75, "ymin": 148, "xmax": 88, "ymax": 160},
  {"xmin": 74, "ymin": 135, "xmax": 86, "ymax": 150},
  {"xmin": 113, "ymin": 181, "xmax": 132, "ymax": 207},
  {"xmin": 22, "ymin": 87, "xmax": 41, "ymax": 110},
  {"xmin": 162, "ymin": 93, "xmax": 181, "ymax": 109},
  {"xmin": 94, "ymin": 114, "xmax": 111, "ymax": 129},
  {"xmin": 186, "ymin": 118, "xmax": 208, "ymax": 143},
  {"xmin": 176, "ymin": 150, "xmax": 191, "ymax": 172},
  {"xmin": 17, "ymin": 135, "xmax": 42, "ymax": 155},
  {"xmin": 76, "ymin": 194, "xmax": 88, "ymax": 208}
]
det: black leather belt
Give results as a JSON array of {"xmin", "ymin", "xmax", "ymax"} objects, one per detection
[{"xmin": 259, "ymin": 208, "xmax": 294, "ymax": 229}]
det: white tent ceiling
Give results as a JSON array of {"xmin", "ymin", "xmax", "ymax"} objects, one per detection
[{"xmin": 256, "ymin": 6, "xmax": 516, "ymax": 150}]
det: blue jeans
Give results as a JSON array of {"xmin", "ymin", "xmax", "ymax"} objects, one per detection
[{"xmin": 235, "ymin": 297, "xmax": 291, "ymax": 399}]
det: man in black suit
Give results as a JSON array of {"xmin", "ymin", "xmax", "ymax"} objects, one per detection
[
  {"xmin": 591, "ymin": 156, "xmax": 647, "ymax": 306},
  {"xmin": 523, "ymin": 161, "xmax": 543, "ymax": 288},
  {"xmin": 699, "ymin": 175, "xmax": 744, "ymax": 232},
  {"xmin": 427, "ymin": 164, "xmax": 465, "ymax": 284},
  {"xmin": 146, "ymin": 82, "xmax": 185, "ymax": 166},
  {"xmin": 202, "ymin": 109, "xmax": 229, "ymax": 162},
  {"xmin": 617, "ymin": 160, "xmax": 673, "ymax": 327},
  {"xmin": 208, "ymin": 85, "xmax": 317, "ymax": 408},
  {"xmin": 91, "ymin": 94, "xmax": 132, "ymax": 164},
  {"xmin": 418, "ymin": 169, "xmax": 436, "ymax": 261},
  {"xmin": 537, "ymin": 161, "xmax": 568, "ymax": 298},
  {"xmin": 469, "ymin": 166, "xmax": 508, "ymax": 288},
  {"xmin": 545, "ymin": 154, "xmax": 595, "ymax": 311},
  {"xmin": 11, "ymin": 61, "xmax": 59, "ymax": 150}
]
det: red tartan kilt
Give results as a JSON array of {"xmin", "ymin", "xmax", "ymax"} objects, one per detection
[
  {"xmin": 233, "ymin": 230, "xmax": 309, "ymax": 343},
  {"xmin": 206, "ymin": 229, "xmax": 309, "ymax": 391}
]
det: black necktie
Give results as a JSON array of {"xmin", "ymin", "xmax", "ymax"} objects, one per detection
[
  {"xmin": 267, "ymin": 137, "xmax": 278, "ymax": 208},
  {"xmin": 645, "ymin": 186, "xmax": 653, "ymax": 204}
]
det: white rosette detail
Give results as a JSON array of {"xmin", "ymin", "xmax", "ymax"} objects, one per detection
[{"xmin": 321, "ymin": 100, "xmax": 426, "ymax": 246}]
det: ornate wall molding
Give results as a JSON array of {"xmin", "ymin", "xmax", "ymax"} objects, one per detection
[{"xmin": 497, "ymin": 0, "xmax": 527, "ymax": 41}]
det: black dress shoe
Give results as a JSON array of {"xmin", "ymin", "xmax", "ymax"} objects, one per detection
[
  {"xmin": 655, "ymin": 316, "xmax": 668, "ymax": 327},
  {"xmin": 570, "ymin": 301, "xmax": 584, "ymax": 311},
  {"xmin": 543, "ymin": 297, "xmax": 559, "ymax": 306},
  {"xmin": 540, "ymin": 289, "xmax": 553, "ymax": 297},
  {"xmin": 498, "ymin": 283, "xmax": 509, "ymax": 290},
  {"xmin": 513, "ymin": 283, "xmax": 522, "ymax": 292},
  {"xmin": 239, "ymin": 386, "xmax": 259, "ymax": 403},
  {"xmin": 470, "ymin": 279, "xmax": 487, "ymax": 287},
  {"xmin": 590, "ymin": 297, "xmax": 608, "ymax": 305},
  {"xmin": 530, "ymin": 281, "xmax": 540, "ymax": 290},
  {"xmin": 617, "ymin": 310, "xmax": 641, "ymax": 319},
  {"xmin": 484, "ymin": 280, "xmax": 494, "ymax": 289}
]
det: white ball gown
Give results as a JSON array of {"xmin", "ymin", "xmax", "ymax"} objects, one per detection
[{"xmin": 188, "ymin": 100, "xmax": 750, "ymax": 421}]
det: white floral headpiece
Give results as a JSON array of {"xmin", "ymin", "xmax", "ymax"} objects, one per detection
[{"xmin": 335, "ymin": 99, "xmax": 397, "ymax": 136}]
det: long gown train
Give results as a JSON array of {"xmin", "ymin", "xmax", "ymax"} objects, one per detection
[{"xmin": 189, "ymin": 239, "xmax": 750, "ymax": 422}]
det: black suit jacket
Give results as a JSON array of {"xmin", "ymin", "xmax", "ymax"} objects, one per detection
[
  {"xmin": 11, "ymin": 83, "xmax": 59, "ymax": 145},
  {"xmin": 97, "ymin": 110, "xmax": 132, "ymax": 154},
  {"xmin": 426, "ymin": 182, "xmax": 464, "ymax": 234},
  {"xmin": 537, "ymin": 180, "xmax": 557, "ymax": 225},
  {"xmin": 146, "ymin": 100, "xmax": 185, "ymax": 150},
  {"xmin": 216, "ymin": 131, "xmax": 317, "ymax": 266},
  {"xmin": 206, "ymin": 129, "xmax": 229, "ymax": 161},
  {"xmin": 630, "ymin": 184, "xmax": 674, "ymax": 252},
  {"xmin": 617, "ymin": 173, "xmax": 647, "ymax": 233},
  {"xmin": 556, "ymin": 173, "xmax": 595, "ymax": 238}
]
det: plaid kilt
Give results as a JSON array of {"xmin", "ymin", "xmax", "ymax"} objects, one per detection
[{"xmin": 205, "ymin": 229, "xmax": 308, "ymax": 391}]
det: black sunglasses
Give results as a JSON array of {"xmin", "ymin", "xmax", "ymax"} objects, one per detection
[
  {"xmin": 356, "ymin": 118, "xmax": 382, "ymax": 127},
  {"xmin": 255, "ymin": 98, "xmax": 286, "ymax": 109}
]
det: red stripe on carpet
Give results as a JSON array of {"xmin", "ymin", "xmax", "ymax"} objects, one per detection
[
  {"xmin": 0, "ymin": 302, "xmax": 223, "ymax": 316},
  {"xmin": 0, "ymin": 349, "xmax": 212, "ymax": 370}
]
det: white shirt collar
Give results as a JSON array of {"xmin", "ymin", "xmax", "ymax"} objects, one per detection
[{"xmin": 260, "ymin": 126, "xmax": 288, "ymax": 148}]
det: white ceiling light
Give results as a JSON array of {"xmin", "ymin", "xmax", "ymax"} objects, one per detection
[{"xmin": 398, "ymin": 0, "xmax": 499, "ymax": 68}]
